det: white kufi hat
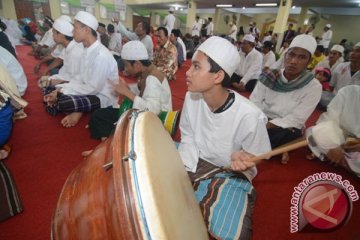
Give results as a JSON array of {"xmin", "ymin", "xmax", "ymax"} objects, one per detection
[
  {"xmin": 58, "ymin": 15, "xmax": 72, "ymax": 23},
  {"xmin": 243, "ymin": 34, "xmax": 255, "ymax": 43},
  {"xmin": 330, "ymin": 44, "xmax": 344, "ymax": 55},
  {"xmin": 53, "ymin": 18, "xmax": 74, "ymax": 37},
  {"xmin": 289, "ymin": 34, "xmax": 317, "ymax": 55},
  {"xmin": 74, "ymin": 11, "xmax": 98, "ymax": 31},
  {"xmin": 121, "ymin": 41, "xmax": 149, "ymax": 60},
  {"xmin": 196, "ymin": 36, "xmax": 240, "ymax": 77}
]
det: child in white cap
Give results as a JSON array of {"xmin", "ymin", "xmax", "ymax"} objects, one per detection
[
  {"xmin": 88, "ymin": 40, "xmax": 172, "ymax": 140},
  {"xmin": 39, "ymin": 17, "xmax": 84, "ymax": 90},
  {"xmin": 250, "ymin": 34, "xmax": 322, "ymax": 164},
  {"xmin": 43, "ymin": 11, "xmax": 118, "ymax": 128},
  {"xmin": 178, "ymin": 36, "xmax": 271, "ymax": 239}
]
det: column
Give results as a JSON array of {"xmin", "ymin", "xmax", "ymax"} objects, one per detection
[
  {"xmin": 297, "ymin": 7, "xmax": 308, "ymax": 30},
  {"xmin": 273, "ymin": 0, "xmax": 292, "ymax": 51},
  {"xmin": 49, "ymin": 0, "xmax": 61, "ymax": 19},
  {"xmin": 185, "ymin": 0, "xmax": 197, "ymax": 34},
  {"xmin": 213, "ymin": 7, "xmax": 222, "ymax": 35}
]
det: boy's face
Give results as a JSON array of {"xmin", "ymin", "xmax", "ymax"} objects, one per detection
[
  {"xmin": 185, "ymin": 51, "xmax": 218, "ymax": 93},
  {"xmin": 123, "ymin": 60, "xmax": 140, "ymax": 77},
  {"xmin": 315, "ymin": 72, "xmax": 328, "ymax": 83}
]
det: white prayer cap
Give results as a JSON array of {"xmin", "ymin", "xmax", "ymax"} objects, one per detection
[
  {"xmin": 53, "ymin": 18, "xmax": 73, "ymax": 37},
  {"xmin": 330, "ymin": 44, "xmax": 344, "ymax": 54},
  {"xmin": 243, "ymin": 34, "xmax": 255, "ymax": 43},
  {"xmin": 169, "ymin": 7, "xmax": 175, "ymax": 12},
  {"xmin": 121, "ymin": 41, "xmax": 149, "ymax": 60},
  {"xmin": 355, "ymin": 42, "xmax": 360, "ymax": 47},
  {"xmin": 289, "ymin": 34, "xmax": 317, "ymax": 55},
  {"xmin": 74, "ymin": 11, "xmax": 98, "ymax": 31},
  {"xmin": 325, "ymin": 24, "xmax": 331, "ymax": 28},
  {"xmin": 196, "ymin": 36, "xmax": 240, "ymax": 77},
  {"xmin": 58, "ymin": 15, "xmax": 72, "ymax": 23},
  {"xmin": 306, "ymin": 121, "xmax": 345, "ymax": 159}
]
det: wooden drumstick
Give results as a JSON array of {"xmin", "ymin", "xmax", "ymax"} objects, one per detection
[{"xmin": 248, "ymin": 139, "xmax": 308, "ymax": 164}]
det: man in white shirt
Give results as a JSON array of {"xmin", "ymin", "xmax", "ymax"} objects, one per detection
[
  {"xmin": 107, "ymin": 24, "xmax": 122, "ymax": 60},
  {"xmin": 206, "ymin": 17, "xmax": 214, "ymax": 36},
  {"xmin": 232, "ymin": 34, "xmax": 263, "ymax": 92},
  {"xmin": 319, "ymin": 24, "xmax": 333, "ymax": 53},
  {"xmin": 250, "ymin": 34, "xmax": 322, "ymax": 163},
  {"xmin": 43, "ymin": 11, "xmax": 118, "ymax": 128},
  {"xmin": 191, "ymin": 16, "xmax": 202, "ymax": 37},
  {"xmin": 88, "ymin": 40, "xmax": 172, "ymax": 140},
  {"xmin": 114, "ymin": 20, "xmax": 153, "ymax": 60},
  {"xmin": 179, "ymin": 36, "xmax": 270, "ymax": 239},
  {"xmin": 313, "ymin": 44, "xmax": 344, "ymax": 73},
  {"xmin": 32, "ymin": 16, "xmax": 56, "ymax": 57},
  {"xmin": 228, "ymin": 22, "xmax": 237, "ymax": 42},
  {"xmin": 306, "ymin": 85, "xmax": 360, "ymax": 177},
  {"xmin": 163, "ymin": 7, "xmax": 176, "ymax": 35},
  {"xmin": 0, "ymin": 46, "xmax": 27, "ymax": 96},
  {"xmin": 40, "ymin": 17, "xmax": 84, "ymax": 89},
  {"xmin": 262, "ymin": 41, "xmax": 276, "ymax": 69},
  {"xmin": 319, "ymin": 42, "xmax": 360, "ymax": 108}
]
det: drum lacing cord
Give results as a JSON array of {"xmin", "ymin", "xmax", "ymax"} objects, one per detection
[{"xmin": 130, "ymin": 111, "xmax": 152, "ymax": 240}]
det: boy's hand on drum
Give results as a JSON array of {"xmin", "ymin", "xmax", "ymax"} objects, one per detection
[{"xmin": 230, "ymin": 151, "xmax": 256, "ymax": 172}]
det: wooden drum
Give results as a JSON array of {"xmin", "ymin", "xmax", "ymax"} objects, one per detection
[{"xmin": 51, "ymin": 110, "xmax": 208, "ymax": 240}]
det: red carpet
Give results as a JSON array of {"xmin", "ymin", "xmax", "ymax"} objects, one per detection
[{"xmin": 0, "ymin": 45, "xmax": 359, "ymax": 239}]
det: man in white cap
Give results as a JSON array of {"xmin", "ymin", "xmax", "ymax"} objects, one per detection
[
  {"xmin": 39, "ymin": 17, "xmax": 84, "ymax": 90},
  {"xmin": 250, "ymin": 34, "xmax": 322, "ymax": 163},
  {"xmin": 306, "ymin": 85, "xmax": 360, "ymax": 177},
  {"xmin": 87, "ymin": 40, "xmax": 172, "ymax": 140},
  {"xmin": 191, "ymin": 16, "xmax": 202, "ymax": 37},
  {"xmin": 163, "ymin": 7, "xmax": 176, "ymax": 35},
  {"xmin": 319, "ymin": 42, "xmax": 360, "ymax": 108},
  {"xmin": 112, "ymin": 19, "xmax": 153, "ymax": 60},
  {"xmin": 319, "ymin": 24, "xmax": 333, "ymax": 53},
  {"xmin": 33, "ymin": 15, "xmax": 72, "ymax": 76},
  {"xmin": 43, "ymin": 11, "xmax": 118, "ymax": 128},
  {"xmin": 232, "ymin": 33, "xmax": 263, "ymax": 92},
  {"xmin": 313, "ymin": 44, "xmax": 344, "ymax": 73},
  {"xmin": 179, "ymin": 36, "xmax": 271, "ymax": 239}
]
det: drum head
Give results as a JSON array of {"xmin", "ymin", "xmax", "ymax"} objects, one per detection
[{"xmin": 115, "ymin": 111, "xmax": 208, "ymax": 240}]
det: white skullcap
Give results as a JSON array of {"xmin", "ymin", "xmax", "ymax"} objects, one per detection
[
  {"xmin": 53, "ymin": 18, "xmax": 73, "ymax": 37},
  {"xmin": 330, "ymin": 44, "xmax": 344, "ymax": 54},
  {"xmin": 196, "ymin": 36, "xmax": 240, "ymax": 77},
  {"xmin": 289, "ymin": 34, "xmax": 317, "ymax": 55},
  {"xmin": 169, "ymin": 7, "xmax": 175, "ymax": 12},
  {"xmin": 325, "ymin": 24, "xmax": 331, "ymax": 28},
  {"xmin": 243, "ymin": 34, "xmax": 255, "ymax": 43},
  {"xmin": 58, "ymin": 15, "xmax": 72, "ymax": 23},
  {"xmin": 121, "ymin": 41, "xmax": 149, "ymax": 60},
  {"xmin": 355, "ymin": 42, "xmax": 360, "ymax": 47},
  {"xmin": 74, "ymin": 11, "xmax": 98, "ymax": 31},
  {"xmin": 306, "ymin": 121, "xmax": 345, "ymax": 159}
]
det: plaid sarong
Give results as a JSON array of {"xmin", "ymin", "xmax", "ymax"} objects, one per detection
[
  {"xmin": 46, "ymin": 94, "xmax": 100, "ymax": 116},
  {"xmin": 189, "ymin": 159, "xmax": 255, "ymax": 240},
  {"xmin": 0, "ymin": 162, "xmax": 23, "ymax": 221}
]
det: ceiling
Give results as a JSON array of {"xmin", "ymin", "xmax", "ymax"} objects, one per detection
[{"xmin": 129, "ymin": 0, "xmax": 360, "ymax": 15}]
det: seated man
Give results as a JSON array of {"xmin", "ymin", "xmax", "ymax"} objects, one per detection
[
  {"xmin": 307, "ymin": 45, "xmax": 325, "ymax": 70},
  {"xmin": 232, "ymin": 34, "xmax": 263, "ymax": 92},
  {"xmin": 43, "ymin": 11, "xmax": 118, "ymax": 128},
  {"xmin": 89, "ymin": 40, "xmax": 172, "ymax": 140},
  {"xmin": 250, "ymin": 34, "xmax": 322, "ymax": 163},
  {"xmin": 153, "ymin": 27, "xmax": 178, "ymax": 80},
  {"xmin": 319, "ymin": 42, "xmax": 360, "ymax": 108},
  {"xmin": 307, "ymin": 85, "xmax": 360, "ymax": 177},
  {"xmin": 178, "ymin": 36, "xmax": 271, "ymax": 239},
  {"xmin": 30, "ymin": 16, "xmax": 56, "ymax": 58},
  {"xmin": 313, "ymin": 44, "xmax": 344, "ymax": 73},
  {"xmin": 39, "ymin": 17, "xmax": 84, "ymax": 90}
]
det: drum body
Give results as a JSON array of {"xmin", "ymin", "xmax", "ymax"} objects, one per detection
[{"xmin": 51, "ymin": 111, "xmax": 208, "ymax": 240}]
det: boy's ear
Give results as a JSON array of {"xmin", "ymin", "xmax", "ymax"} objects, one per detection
[{"xmin": 213, "ymin": 70, "xmax": 225, "ymax": 85}]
